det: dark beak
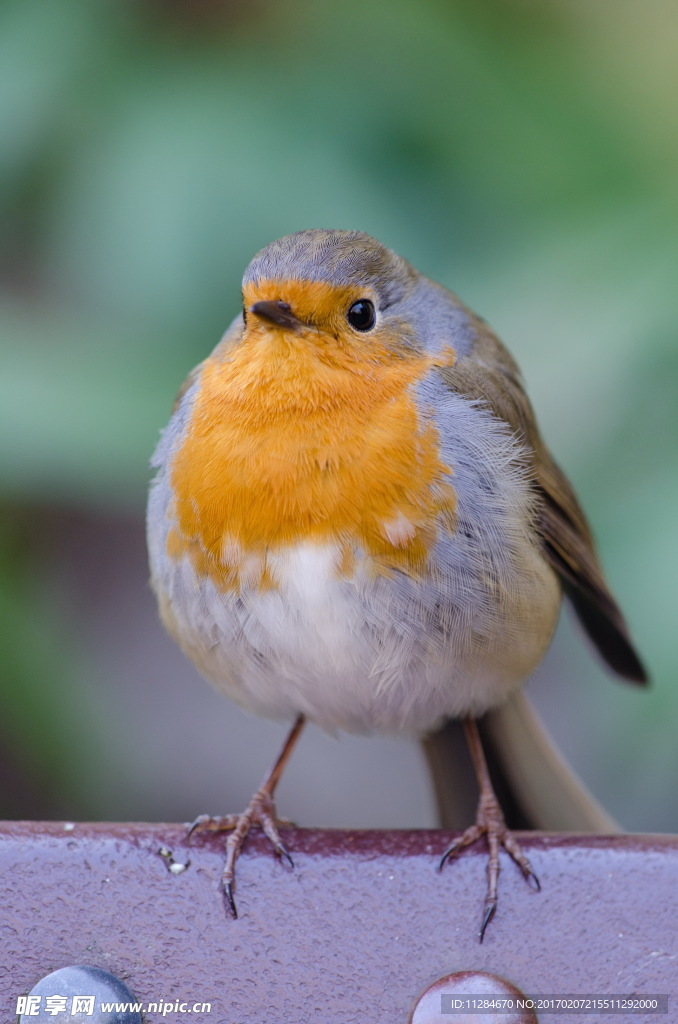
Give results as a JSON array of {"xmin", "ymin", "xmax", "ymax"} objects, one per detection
[{"xmin": 249, "ymin": 300, "xmax": 305, "ymax": 330}]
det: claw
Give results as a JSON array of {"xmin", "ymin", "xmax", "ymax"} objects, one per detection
[
  {"xmin": 525, "ymin": 867, "xmax": 541, "ymax": 891},
  {"xmin": 187, "ymin": 812, "xmax": 240, "ymax": 842},
  {"xmin": 223, "ymin": 880, "xmax": 238, "ymax": 919},
  {"xmin": 438, "ymin": 825, "xmax": 481, "ymax": 872},
  {"xmin": 276, "ymin": 842, "xmax": 294, "ymax": 869},
  {"xmin": 479, "ymin": 901, "xmax": 496, "ymax": 944},
  {"xmin": 438, "ymin": 844, "xmax": 457, "ymax": 872},
  {"xmin": 186, "ymin": 814, "xmax": 210, "ymax": 842}
]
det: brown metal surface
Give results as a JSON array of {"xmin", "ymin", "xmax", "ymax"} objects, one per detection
[{"xmin": 1, "ymin": 823, "xmax": 677, "ymax": 1023}]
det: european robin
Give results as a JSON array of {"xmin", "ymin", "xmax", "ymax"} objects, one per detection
[{"xmin": 147, "ymin": 229, "xmax": 646, "ymax": 939}]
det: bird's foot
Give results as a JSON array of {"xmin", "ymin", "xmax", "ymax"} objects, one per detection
[
  {"xmin": 439, "ymin": 788, "xmax": 539, "ymax": 942},
  {"xmin": 187, "ymin": 790, "xmax": 294, "ymax": 918}
]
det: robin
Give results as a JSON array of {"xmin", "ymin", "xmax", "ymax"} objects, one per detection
[{"xmin": 147, "ymin": 229, "xmax": 646, "ymax": 939}]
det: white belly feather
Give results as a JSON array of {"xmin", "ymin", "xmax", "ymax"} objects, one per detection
[{"xmin": 147, "ymin": 387, "xmax": 561, "ymax": 735}]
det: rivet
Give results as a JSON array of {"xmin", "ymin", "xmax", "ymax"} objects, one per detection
[
  {"xmin": 410, "ymin": 969, "xmax": 537, "ymax": 1023},
  {"xmin": 17, "ymin": 966, "xmax": 141, "ymax": 1023}
]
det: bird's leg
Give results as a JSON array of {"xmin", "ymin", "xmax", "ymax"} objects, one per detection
[
  {"xmin": 439, "ymin": 716, "xmax": 540, "ymax": 942},
  {"xmin": 188, "ymin": 714, "xmax": 305, "ymax": 918}
]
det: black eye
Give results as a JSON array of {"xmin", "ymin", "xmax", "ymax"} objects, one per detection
[{"xmin": 347, "ymin": 299, "xmax": 376, "ymax": 331}]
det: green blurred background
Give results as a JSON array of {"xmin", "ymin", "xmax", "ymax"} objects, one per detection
[{"xmin": 0, "ymin": 0, "xmax": 675, "ymax": 831}]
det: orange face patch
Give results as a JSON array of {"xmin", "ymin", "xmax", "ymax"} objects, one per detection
[{"xmin": 167, "ymin": 278, "xmax": 456, "ymax": 591}]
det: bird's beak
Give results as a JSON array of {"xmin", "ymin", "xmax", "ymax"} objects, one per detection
[{"xmin": 249, "ymin": 300, "xmax": 306, "ymax": 331}]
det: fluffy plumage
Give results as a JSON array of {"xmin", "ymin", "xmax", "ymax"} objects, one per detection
[{"xmin": 147, "ymin": 228, "xmax": 645, "ymax": 743}]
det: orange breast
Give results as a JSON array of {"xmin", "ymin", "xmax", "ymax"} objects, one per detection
[{"xmin": 167, "ymin": 299, "xmax": 456, "ymax": 592}]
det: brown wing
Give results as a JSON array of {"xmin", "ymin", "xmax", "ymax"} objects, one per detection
[{"xmin": 439, "ymin": 309, "xmax": 647, "ymax": 684}]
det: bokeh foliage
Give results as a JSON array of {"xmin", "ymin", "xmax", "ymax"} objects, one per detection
[{"xmin": 0, "ymin": 0, "xmax": 676, "ymax": 826}]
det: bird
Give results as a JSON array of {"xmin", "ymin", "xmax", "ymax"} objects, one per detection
[{"xmin": 146, "ymin": 228, "xmax": 647, "ymax": 940}]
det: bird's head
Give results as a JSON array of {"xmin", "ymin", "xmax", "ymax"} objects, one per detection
[{"xmin": 239, "ymin": 229, "xmax": 425, "ymax": 362}]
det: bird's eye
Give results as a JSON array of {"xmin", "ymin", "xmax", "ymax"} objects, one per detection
[{"xmin": 347, "ymin": 299, "xmax": 376, "ymax": 332}]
